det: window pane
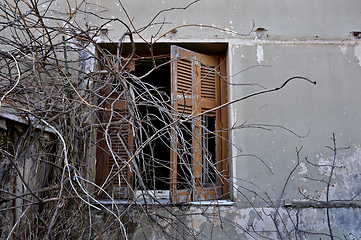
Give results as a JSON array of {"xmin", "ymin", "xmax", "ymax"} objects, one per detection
[{"xmin": 202, "ymin": 115, "xmax": 216, "ymax": 187}]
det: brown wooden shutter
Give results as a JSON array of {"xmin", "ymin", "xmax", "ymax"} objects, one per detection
[
  {"xmin": 170, "ymin": 46, "xmax": 228, "ymax": 202},
  {"xmin": 96, "ymin": 92, "xmax": 133, "ymax": 199}
]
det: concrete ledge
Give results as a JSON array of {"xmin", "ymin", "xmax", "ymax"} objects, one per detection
[{"xmin": 284, "ymin": 200, "xmax": 361, "ymax": 209}]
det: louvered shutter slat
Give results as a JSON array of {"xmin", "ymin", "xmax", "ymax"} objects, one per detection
[{"xmin": 96, "ymin": 92, "xmax": 132, "ymax": 199}]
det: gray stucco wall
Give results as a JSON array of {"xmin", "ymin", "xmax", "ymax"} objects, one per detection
[
  {"xmin": 76, "ymin": 0, "xmax": 360, "ymax": 40},
  {"xmin": 54, "ymin": 0, "xmax": 361, "ymax": 238},
  {"xmin": 231, "ymin": 41, "xmax": 361, "ymax": 203}
]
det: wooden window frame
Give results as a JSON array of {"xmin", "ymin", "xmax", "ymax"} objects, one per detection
[{"xmin": 96, "ymin": 45, "xmax": 228, "ymax": 203}]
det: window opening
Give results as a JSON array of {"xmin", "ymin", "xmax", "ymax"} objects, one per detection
[{"xmin": 96, "ymin": 44, "xmax": 228, "ymax": 202}]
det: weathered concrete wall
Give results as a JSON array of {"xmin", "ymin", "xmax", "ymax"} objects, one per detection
[
  {"xmin": 127, "ymin": 205, "xmax": 361, "ymax": 240},
  {"xmin": 54, "ymin": 0, "xmax": 361, "ymax": 238},
  {"xmin": 71, "ymin": 0, "xmax": 360, "ymax": 40},
  {"xmin": 230, "ymin": 41, "xmax": 361, "ymax": 204}
]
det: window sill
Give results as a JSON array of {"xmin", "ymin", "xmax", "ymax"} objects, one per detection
[
  {"xmin": 95, "ymin": 199, "xmax": 235, "ymax": 206},
  {"xmin": 189, "ymin": 200, "xmax": 235, "ymax": 206}
]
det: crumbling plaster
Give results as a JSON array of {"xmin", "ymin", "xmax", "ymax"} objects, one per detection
[{"xmin": 129, "ymin": 204, "xmax": 361, "ymax": 239}]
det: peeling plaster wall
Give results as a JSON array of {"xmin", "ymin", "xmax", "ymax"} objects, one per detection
[
  {"xmin": 231, "ymin": 42, "xmax": 361, "ymax": 202},
  {"xmin": 74, "ymin": 0, "xmax": 361, "ymax": 238},
  {"xmin": 128, "ymin": 205, "xmax": 361, "ymax": 240}
]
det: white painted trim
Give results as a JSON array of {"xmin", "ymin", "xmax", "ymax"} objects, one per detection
[{"xmin": 227, "ymin": 42, "xmax": 238, "ymax": 201}]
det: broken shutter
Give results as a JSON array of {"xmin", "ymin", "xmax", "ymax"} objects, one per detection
[
  {"xmin": 170, "ymin": 45, "xmax": 228, "ymax": 202},
  {"xmin": 96, "ymin": 91, "xmax": 133, "ymax": 199}
]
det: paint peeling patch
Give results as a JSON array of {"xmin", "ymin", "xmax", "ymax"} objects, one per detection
[
  {"xmin": 232, "ymin": 208, "xmax": 252, "ymax": 234},
  {"xmin": 256, "ymin": 44, "xmax": 264, "ymax": 63},
  {"xmin": 315, "ymin": 146, "xmax": 361, "ymax": 201},
  {"xmin": 355, "ymin": 44, "xmax": 361, "ymax": 66},
  {"xmin": 298, "ymin": 162, "xmax": 307, "ymax": 175},
  {"xmin": 186, "ymin": 209, "xmax": 204, "ymax": 232},
  {"xmin": 339, "ymin": 45, "xmax": 347, "ymax": 55}
]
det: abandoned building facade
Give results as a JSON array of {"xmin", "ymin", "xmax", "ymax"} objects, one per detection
[{"xmin": 1, "ymin": 0, "xmax": 361, "ymax": 239}]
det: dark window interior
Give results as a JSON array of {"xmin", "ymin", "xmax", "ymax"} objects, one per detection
[
  {"xmin": 133, "ymin": 58, "xmax": 195, "ymax": 191},
  {"xmin": 133, "ymin": 59, "xmax": 171, "ymax": 190}
]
